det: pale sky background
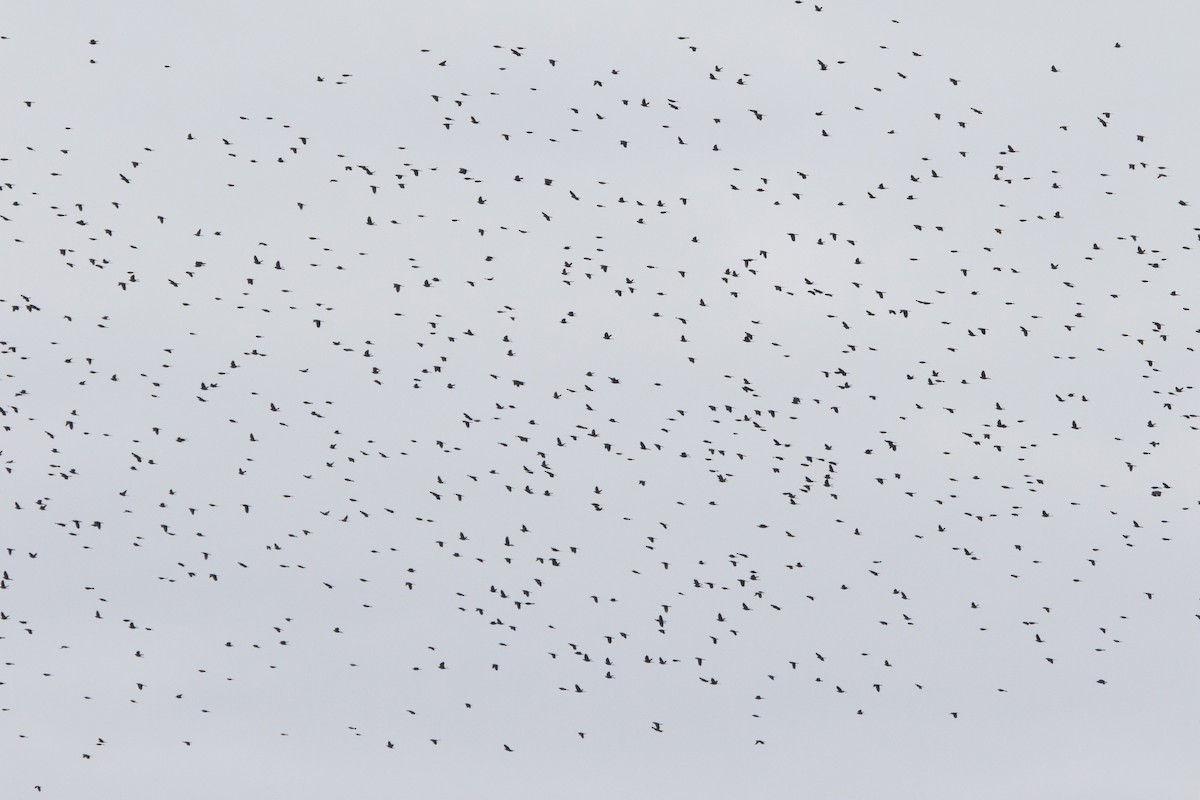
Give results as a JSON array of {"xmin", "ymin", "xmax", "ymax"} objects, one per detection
[{"xmin": 3, "ymin": 2, "xmax": 1200, "ymax": 798}]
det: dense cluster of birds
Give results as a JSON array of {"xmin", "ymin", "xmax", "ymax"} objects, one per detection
[{"xmin": 2, "ymin": 3, "xmax": 1199, "ymax": 793}]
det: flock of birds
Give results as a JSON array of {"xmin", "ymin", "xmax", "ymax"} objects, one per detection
[{"xmin": 2, "ymin": 2, "xmax": 1199, "ymax": 795}]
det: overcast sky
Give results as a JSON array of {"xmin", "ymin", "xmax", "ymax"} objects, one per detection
[{"xmin": 3, "ymin": 2, "xmax": 1200, "ymax": 798}]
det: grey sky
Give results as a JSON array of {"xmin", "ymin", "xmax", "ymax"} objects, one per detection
[{"xmin": 3, "ymin": 2, "xmax": 1200, "ymax": 798}]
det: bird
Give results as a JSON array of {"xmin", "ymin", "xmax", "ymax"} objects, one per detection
[{"xmin": 1, "ymin": 10, "xmax": 1194, "ymax": 795}]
